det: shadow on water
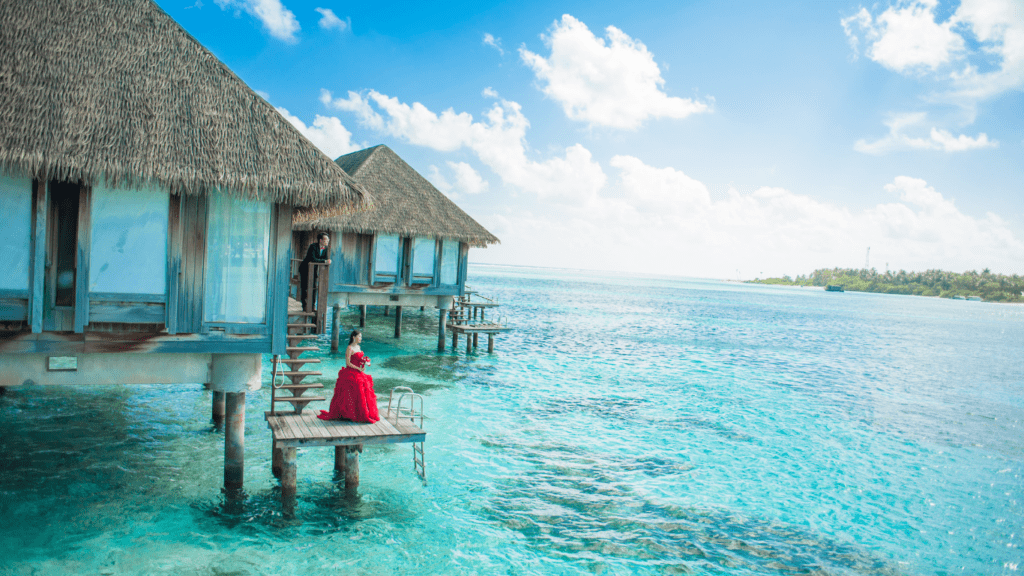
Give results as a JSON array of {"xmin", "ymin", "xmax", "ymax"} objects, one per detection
[{"xmin": 479, "ymin": 437, "xmax": 904, "ymax": 575}]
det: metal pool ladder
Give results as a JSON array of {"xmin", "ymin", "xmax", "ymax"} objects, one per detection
[{"xmin": 387, "ymin": 386, "xmax": 426, "ymax": 484}]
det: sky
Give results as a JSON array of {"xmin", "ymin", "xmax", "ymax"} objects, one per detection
[{"xmin": 160, "ymin": 0, "xmax": 1024, "ymax": 279}]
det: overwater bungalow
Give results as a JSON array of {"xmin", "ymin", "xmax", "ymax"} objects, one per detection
[
  {"xmin": 0, "ymin": 0, "xmax": 369, "ymax": 493},
  {"xmin": 292, "ymin": 145, "xmax": 501, "ymax": 350}
]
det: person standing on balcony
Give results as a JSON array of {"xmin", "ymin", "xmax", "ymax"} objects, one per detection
[{"xmin": 299, "ymin": 232, "xmax": 332, "ymax": 308}]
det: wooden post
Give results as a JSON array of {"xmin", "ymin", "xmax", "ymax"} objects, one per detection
[
  {"xmin": 224, "ymin": 391, "xmax": 245, "ymax": 493},
  {"xmin": 212, "ymin": 390, "xmax": 225, "ymax": 428},
  {"xmin": 345, "ymin": 445, "xmax": 361, "ymax": 489},
  {"xmin": 466, "ymin": 332, "xmax": 472, "ymax": 354},
  {"xmin": 281, "ymin": 446, "xmax": 297, "ymax": 516},
  {"xmin": 488, "ymin": 333, "xmax": 494, "ymax": 353},
  {"xmin": 394, "ymin": 305, "xmax": 403, "ymax": 338},
  {"xmin": 304, "ymin": 267, "xmax": 315, "ymax": 312},
  {"xmin": 420, "ymin": 306, "xmax": 425, "ymax": 312},
  {"xmin": 452, "ymin": 330, "xmax": 458, "ymax": 350},
  {"xmin": 334, "ymin": 446, "xmax": 346, "ymax": 474},
  {"xmin": 359, "ymin": 305, "xmax": 366, "ymax": 328},
  {"xmin": 331, "ymin": 304, "xmax": 342, "ymax": 352},
  {"xmin": 473, "ymin": 333, "xmax": 478, "ymax": 348},
  {"xmin": 316, "ymin": 263, "xmax": 329, "ymax": 333},
  {"xmin": 272, "ymin": 441, "xmax": 283, "ymax": 479},
  {"xmin": 383, "ymin": 305, "xmax": 389, "ymax": 317},
  {"xmin": 437, "ymin": 309, "xmax": 447, "ymax": 352}
]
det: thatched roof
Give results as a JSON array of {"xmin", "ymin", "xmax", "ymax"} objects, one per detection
[
  {"xmin": 0, "ymin": 0, "xmax": 368, "ymax": 210},
  {"xmin": 294, "ymin": 145, "xmax": 499, "ymax": 247}
]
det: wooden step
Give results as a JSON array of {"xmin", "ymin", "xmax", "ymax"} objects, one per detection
[
  {"xmin": 286, "ymin": 346, "xmax": 318, "ymax": 359},
  {"xmin": 287, "ymin": 323, "xmax": 317, "ymax": 329},
  {"xmin": 287, "ymin": 334, "xmax": 314, "ymax": 341},
  {"xmin": 278, "ymin": 371, "xmax": 322, "ymax": 378},
  {"xmin": 286, "ymin": 346, "xmax": 318, "ymax": 353},
  {"xmin": 276, "ymin": 383, "xmax": 325, "ymax": 391},
  {"xmin": 274, "ymin": 396, "xmax": 325, "ymax": 414},
  {"xmin": 275, "ymin": 383, "xmax": 325, "ymax": 397},
  {"xmin": 275, "ymin": 395, "xmax": 325, "ymax": 402},
  {"xmin": 289, "ymin": 311, "xmax": 315, "ymax": 317},
  {"xmin": 277, "ymin": 358, "xmax": 321, "ymax": 365}
]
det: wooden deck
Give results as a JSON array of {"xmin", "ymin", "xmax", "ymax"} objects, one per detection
[
  {"xmin": 266, "ymin": 410, "xmax": 426, "ymax": 447},
  {"xmin": 446, "ymin": 322, "xmax": 512, "ymax": 334}
]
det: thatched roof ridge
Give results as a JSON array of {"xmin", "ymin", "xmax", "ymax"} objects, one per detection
[
  {"xmin": 294, "ymin": 145, "xmax": 499, "ymax": 247},
  {"xmin": 0, "ymin": 0, "xmax": 368, "ymax": 210}
]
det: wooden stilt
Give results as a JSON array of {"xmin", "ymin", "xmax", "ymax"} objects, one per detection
[
  {"xmin": 345, "ymin": 445, "xmax": 361, "ymax": 489},
  {"xmin": 488, "ymin": 333, "xmax": 494, "ymax": 353},
  {"xmin": 212, "ymin": 390, "xmax": 225, "ymax": 428},
  {"xmin": 281, "ymin": 446, "xmax": 297, "ymax": 516},
  {"xmin": 420, "ymin": 306, "xmax": 425, "ymax": 312},
  {"xmin": 437, "ymin": 309, "xmax": 448, "ymax": 352},
  {"xmin": 394, "ymin": 306, "xmax": 403, "ymax": 338},
  {"xmin": 224, "ymin": 391, "xmax": 245, "ymax": 493},
  {"xmin": 383, "ymin": 305, "xmax": 389, "ymax": 317},
  {"xmin": 334, "ymin": 446, "xmax": 346, "ymax": 473},
  {"xmin": 330, "ymin": 304, "xmax": 342, "ymax": 352},
  {"xmin": 473, "ymin": 333, "xmax": 478, "ymax": 348},
  {"xmin": 466, "ymin": 332, "xmax": 472, "ymax": 354},
  {"xmin": 452, "ymin": 331, "xmax": 458, "ymax": 350},
  {"xmin": 359, "ymin": 305, "xmax": 366, "ymax": 328},
  {"xmin": 272, "ymin": 441, "xmax": 283, "ymax": 479}
]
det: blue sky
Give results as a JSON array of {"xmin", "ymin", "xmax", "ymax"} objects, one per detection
[{"xmin": 161, "ymin": 0, "xmax": 1023, "ymax": 278}]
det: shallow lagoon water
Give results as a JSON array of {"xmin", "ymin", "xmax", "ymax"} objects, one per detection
[{"xmin": 1, "ymin": 265, "xmax": 1022, "ymax": 575}]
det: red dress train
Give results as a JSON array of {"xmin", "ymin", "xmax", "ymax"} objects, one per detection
[{"xmin": 317, "ymin": 351, "xmax": 380, "ymax": 423}]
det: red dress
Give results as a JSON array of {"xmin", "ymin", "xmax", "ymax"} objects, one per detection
[{"xmin": 317, "ymin": 351, "xmax": 380, "ymax": 423}]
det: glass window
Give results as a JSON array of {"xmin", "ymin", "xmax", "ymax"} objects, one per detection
[
  {"xmin": 374, "ymin": 234, "xmax": 399, "ymax": 275},
  {"xmin": 89, "ymin": 183, "xmax": 169, "ymax": 294},
  {"xmin": 411, "ymin": 237, "xmax": 435, "ymax": 280},
  {"xmin": 440, "ymin": 239, "xmax": 460, "ymax": 285},
  {"xmin": 0, "ymin": 174, "xmax": 32, "ymax": 291},
  {"xmin": 204, "ymin": 192, "xmax": 271, "ymax": 323}
]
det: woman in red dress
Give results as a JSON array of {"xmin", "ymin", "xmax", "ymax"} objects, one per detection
[{"xmin": 318, "ymin": 330, "xmax": 380, "ymax": 423}]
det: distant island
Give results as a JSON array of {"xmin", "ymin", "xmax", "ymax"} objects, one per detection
[{"xmin": 749, "ymin": 268, "xmax": 1024, "ymax": 303}]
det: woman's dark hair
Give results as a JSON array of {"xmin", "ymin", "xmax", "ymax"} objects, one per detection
[
  {"xmin": 348, "ymin": 330, "xmax": 361, "ymax": 344},
  {"xmin": 317, "ymin": 232, "xmax": 330, "ymax": 241}
]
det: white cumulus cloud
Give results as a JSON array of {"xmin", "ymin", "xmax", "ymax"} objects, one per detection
[
  {"xmin": 315, "ymin": 7, "xmax": 347, "ymax": 31},
  {"xmin": 854, "ymin": 112, "xmax": 998, "ymax": 154},
  {"xmin": 322, "ymin": 89, "xmax": 607, "ymax": 202},
  {"xmin": 842, "ymin": 0, "xmax": 1024, "ymax": 100},
  {"xmin": 275, "ymin": 106, "xmax": 361, "ymax": 159},
  {"xmin": 447, "ymin": 161, "xmax": 490, "ymax": 195},
  {"xmin": 215, "ymin": 0, "xmax": 300, "ymax": 43},
  {"xmin": 483, "ymin": 33, "xmax": 504, "ymax": 55},
  {"xmin": 841, "ymin": 0, "xmax": 963, "ymax": 72},
  {"xmin": 427, "ymin": 162, "xmax": 490, "ymax": 198},
  {"xmin": 519, "ymin": 14, "xmax": 710, "ymax": 129}
]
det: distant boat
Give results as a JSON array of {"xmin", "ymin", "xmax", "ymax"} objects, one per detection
[
  {"xmin": 952, "ymin": 295, "xmax": 966, "ymax": 300},
  {"xmin": 967, "ymin": 296, "xmax": 982, "ymax": 301},
  {"xmin": 825, "ymin": 285, "xmax": 844, "ymax": 292}
]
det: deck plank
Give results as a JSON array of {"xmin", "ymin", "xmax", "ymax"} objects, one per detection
[
  {"xmin": 292, "ymin": 413, "xmax": 316, "ymax": 439},
  {"xmin": 306, "ymin": 413, "xmax": 331, "ymax": 439},
  {"xmin": 267, "ymin": 413, "xmax": 290, "ymax": 440},
  {"xmin": 267, "ymin": 410, "xmax": 425, "ymax": 448},
  {"xmin": 281, "ymin": 414, "xmax": 306, "ymax": 440}
]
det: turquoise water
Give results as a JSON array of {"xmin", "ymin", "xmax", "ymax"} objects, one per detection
[{"xmin": 1, "ymin": 264, "xmax": 1022, "ymax": 575}]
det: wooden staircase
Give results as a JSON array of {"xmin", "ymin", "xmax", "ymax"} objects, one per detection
[{"xmin": 271, "ymin": 311, "xmax": 326, "ymax": 414}]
